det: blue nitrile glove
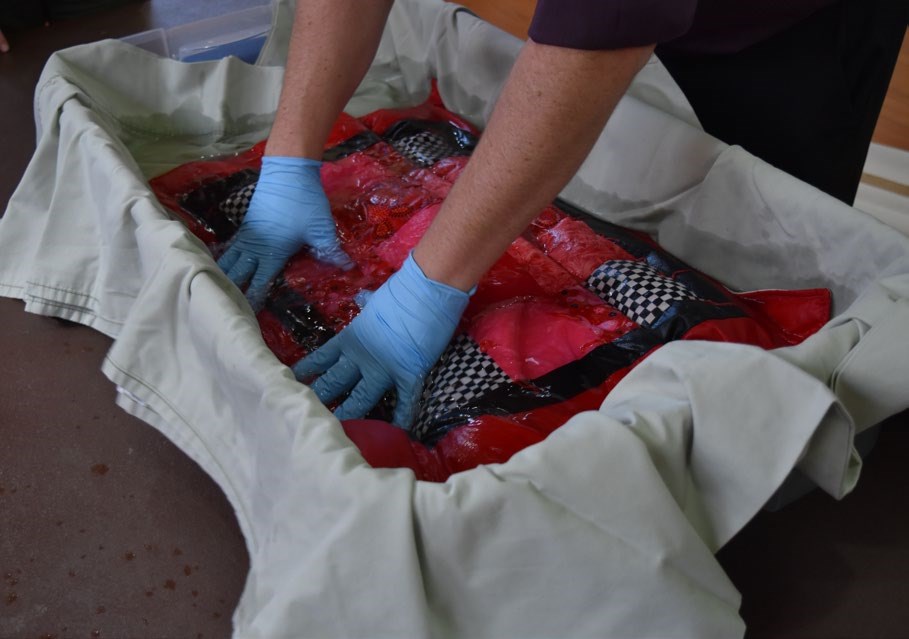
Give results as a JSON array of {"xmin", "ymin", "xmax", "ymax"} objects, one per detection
[
  {"xmin": 217, "ymin": 156, "xmax": 352, "ymax": 309},
  {"xmin": 293, "ymin": 253, "xmax": 471, "ymax": 429}
]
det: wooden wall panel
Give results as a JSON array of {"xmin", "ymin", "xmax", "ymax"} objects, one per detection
[
  {"xmin": 450, "ymin": 0, "xmax": 533, "ymax": 39},
  {"xmin": 872, "ymin": 29, "xmax": 909, "ymax": 152}
]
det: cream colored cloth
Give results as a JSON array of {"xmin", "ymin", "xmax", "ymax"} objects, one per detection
[{"xmin": 2, "ymin": 1, "xmax": 909, "ymax": 636}]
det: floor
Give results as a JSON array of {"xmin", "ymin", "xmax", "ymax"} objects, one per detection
[{"xmin": 1, "ymin": 2, "xmax": 907, "ymax": 638}]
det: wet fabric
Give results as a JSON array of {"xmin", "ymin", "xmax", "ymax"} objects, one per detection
[{"xmin": 151, "ymin": 89, "xmax": 832, "ymax": 481}]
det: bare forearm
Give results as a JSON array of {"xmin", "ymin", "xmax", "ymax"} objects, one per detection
[
  {"xmin": 265, "ymin": 0, "xmax": 394, "ymax": 158},
  {"xmin": 413, "ymin": 40, "xmax": 653, "ymax": 291}
]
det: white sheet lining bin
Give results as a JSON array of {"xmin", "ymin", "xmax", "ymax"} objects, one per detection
[{"xmin": 3, "ymin": 0, "xmax": 909, "ymax": 636}]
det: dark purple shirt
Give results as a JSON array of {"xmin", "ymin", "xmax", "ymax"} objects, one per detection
[{"xmin": 528, "ymin": 0, "xmax": 837, "ymax": 54}]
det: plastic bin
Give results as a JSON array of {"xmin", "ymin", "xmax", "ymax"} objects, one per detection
[{"xmin": 120, "ymin": 3, "xmax": 273, "ymax": 63}]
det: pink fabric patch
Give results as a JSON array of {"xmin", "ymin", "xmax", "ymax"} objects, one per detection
[
  {"xmin": 470, "ymin": 285, "xmax": 635, "ymax": 380},
  {"xmin": 536, "ymin": 216, "xmax": 637, "ymax": 280},
  {"xmin": 374, "ymin": 204, "xmax": 442, "ymax": 270}
]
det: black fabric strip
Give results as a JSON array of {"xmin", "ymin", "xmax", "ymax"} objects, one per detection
[
  {"xmin": 322, "ymin": 130, "xmax": 382, "ymax": 162},
  {"xmin": 650, "ymin": 299, "xmax": 743, "ymax": 341},
  {"xmin": 264, "ymin": 282, "xmax": 336, "ymax": 355},
  {"xmin": 179, "ymin": 169, "xmax": 259, "ymax": 242}
]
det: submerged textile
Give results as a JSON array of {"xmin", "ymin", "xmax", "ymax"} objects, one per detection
[{"xmin": 151, "ymin": 89, "xmax": 831, "ymax": 481}]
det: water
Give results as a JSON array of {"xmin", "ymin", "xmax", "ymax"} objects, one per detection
[{"xmin": 117, "ymin": 111, "xmax": 274, "ymax": 180}]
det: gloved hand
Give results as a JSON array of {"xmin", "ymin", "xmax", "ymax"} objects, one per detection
[
  {"xmin": 217, "ymin": 156, "xmax": 351, "ymax": 309},
  {"xmin": 293, "ymin": 253, "xmax": 471, "ymax": 429}
]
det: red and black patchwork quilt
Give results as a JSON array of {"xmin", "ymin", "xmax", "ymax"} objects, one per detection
[{"xmin": 151, "ymin": 86, "xmax": 831, "ymax": 481}]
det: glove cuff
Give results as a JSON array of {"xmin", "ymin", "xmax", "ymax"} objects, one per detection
[
  {"xmin": 256, "ymin": 155, "xmax": 325, "ymax": 193},
  {"xmin": 261, "ymin": 155, "xmax": 322, "ymax": 170},
  {"xmin": 407, "ymin": 252, "xmax": 477, "ymax": 296},
  {"xmin": 399, "ymin": 253, "xmax": 472, "ymax": 327}
]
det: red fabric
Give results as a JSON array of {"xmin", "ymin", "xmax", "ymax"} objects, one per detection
[
  {"xmin": 470, "ymin": 295, "xmax": 628, "ymax": 380},
  {"xmin": 732, "ymin": 288, "xmax": 831, "ymax": 344},
  {"xmin": 533, "ymin": 215, "xmax": 639, "ymax": 279}
]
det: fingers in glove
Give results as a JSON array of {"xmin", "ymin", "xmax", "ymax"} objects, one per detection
[
  {"xmin": 245, "ymin": 265, "xmax": 282, "ymax": 313},
  {"xmin": 313, "ymin": 242, "xmax": 354, "ymax": 271},
  {"xmin": 392, "ymin": 381, "xmax": 422, "ymax": 430},
  {"xmin": 310, "ymin": 355, "xmax": 361, "ymax": 405},
  {"xmin": 353, "ymin": 289, "xmax": 374, "ymax": 309},
  {"xmin": 226, "ymin": 255, "xmax": 259, "ymax": 288},
  {"xmin": 217, "ymin": 244, "xmax": 242, "ymax": 275},
  {"xmin": 333, "ymin": 378, "xmax": 389, "ymax": 421},
  {"xmin": 245, "ymin": 287, "xmax": 269, "ymax": 313},
  {"xmin": 293, "ymin": 336, "xmax": 343, "ymax": 380}
]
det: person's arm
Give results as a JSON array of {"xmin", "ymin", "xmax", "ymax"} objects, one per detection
[
  {"xmin": 265, "ymin": 0, "xmax": 394, "ymax": 158},
  {"xmin": 217, "ymin": 0, "xmax": 394, "ymax": 306},
  {"xmin": 296, "ymin": 39, "xmax": 654, "ymax": 427},
  {"xmin": 414, "ymin": 39, "xmax": 653, "ymax": 290},
  {"xmin": 1, "ymin": 28, "xmax": 9, "ymax": 53}
]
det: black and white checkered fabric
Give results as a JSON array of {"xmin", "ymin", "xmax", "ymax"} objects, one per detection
[
  {"xmin": 413, "ymin": 334, "xmax": 511, "ymax": 439},
  {"xmin": 218, "ymin": 182, "xmax": 257, "ymax": 226},
  {"xmin": 586, "ymin": 260, "xmax": 702, "ymax": 328},
  {"xmin": 389, "ymin": 131, "xmax": 455, "ymax": 167}
]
